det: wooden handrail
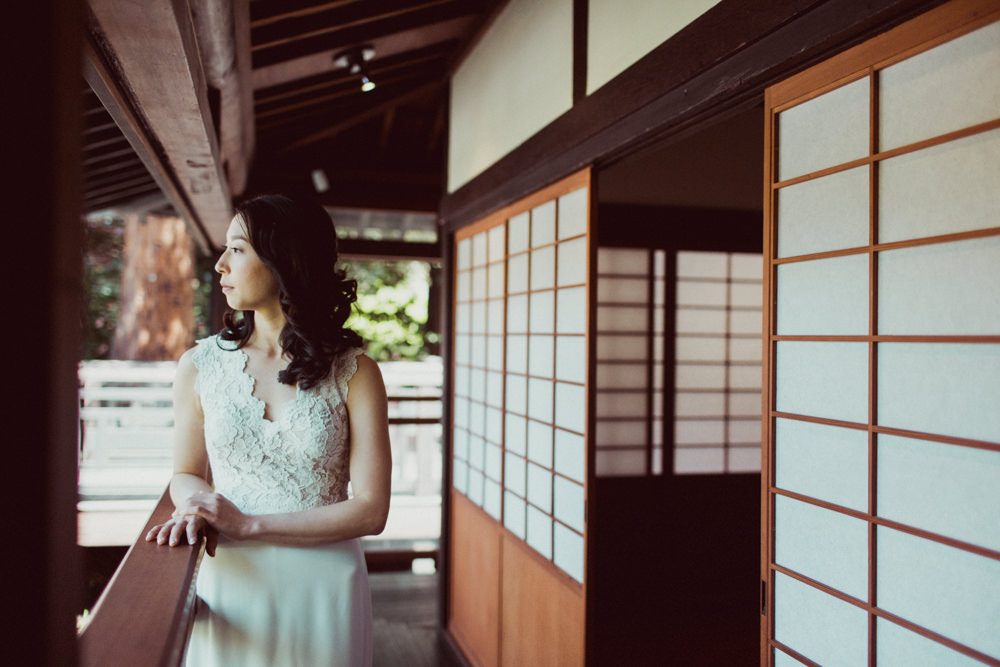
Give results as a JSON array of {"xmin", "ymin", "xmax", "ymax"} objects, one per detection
[{"xmin": 79, "ymin": 487, "xmax": 204, "ymax": 667}]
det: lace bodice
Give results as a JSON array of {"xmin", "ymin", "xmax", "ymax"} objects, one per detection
[{"xmin": 191, "ymin": 335, "xmax": 363, "ymax": 515}]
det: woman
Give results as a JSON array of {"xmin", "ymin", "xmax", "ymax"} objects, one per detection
[{"xmin": 146, "ymin": 194, "xmax": 391, "ymax": 666}]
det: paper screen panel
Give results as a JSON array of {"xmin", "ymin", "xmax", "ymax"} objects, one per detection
[
  {"xmin": 531, "ymin": 201, "xmax": 556, "ymax": 247},
  {"xmin": 505, "ymin": 491, "xmax": 526, "ymax": 538},
  {"xmin": 526, "ymin": 462, "xmax": 552, "ymax": 513},
  {"xmin": 553, "ymin": 523, "xmax": 584, "ymax": 583},
  {"xmin": 878, "ymin": 434, "xmax": 1000, "ymax": 552},
  {"xmin": 877, "ymin": 526, "xmax": 1000, "ymax": 660},
  {"xmin": 879, "ymin": 20, "xmax": 1000, "ymax": 150},
  {"xmin": 777, "ymin": 77, "xmax": 869, "ymax": 181},
  {"xmin": 876, "ymin": 617, "xmax": 986, "ymax": 667},
  {"xmin": 557, "ymin": 188, "xmax": 588, "ymax": 240},
  {"xmin": 553, "ymin": 429, "xmax": 585, "ymax": 483},
  {"xmin": 878, "ymin": 234, "xmax": 1000, "ymax": 335},
  {"xmin": 774, "ymin": 418, "xmax": 868, "ymax": 512},
  {"xmin": 776, "ymin": 166, "xmax": 869, "ymax": 257},
  {"xmin": 878, "ymin": 128, "xmax": 1000, "ymax": 243},
  {"xmin": 878, "ymin": 343, "xmax": 1000, "ymax": 442},
  {"xmin": 775, "ymin": 341, "xmax": 868, "ymax": 424},
  {"xmin": 526, "ymin": 505, "xmax": 553, "ymax": 559},
  {"xmin": 557, "ymin": 237, "xmax": 588, "ymax": 286},
  {"xmin": 776, "ymin": 254, "xmax": 869, "ymax": 335},
  {"xmin": 774, "ymin": 572, "xmax": 868, "ymax": 666}
]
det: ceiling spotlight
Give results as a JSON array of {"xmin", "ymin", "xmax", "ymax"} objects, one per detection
[{"xmin": 333, "ymin": 45, "xmax": 376, "ymax": 93}]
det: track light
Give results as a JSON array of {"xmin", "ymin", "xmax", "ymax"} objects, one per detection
[{"xmin": 333, "ymin": 45, "xmax": 376, "ymax": 93}]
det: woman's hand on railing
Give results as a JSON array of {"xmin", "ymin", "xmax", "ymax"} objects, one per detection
[{"xmin": 146, "ymin": 509, "xmax": 219, "ymax": 556}]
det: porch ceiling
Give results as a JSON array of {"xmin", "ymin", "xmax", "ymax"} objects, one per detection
[{"xmin": 82, "ymin": 0, "xmax": 505, "ymax": 250}]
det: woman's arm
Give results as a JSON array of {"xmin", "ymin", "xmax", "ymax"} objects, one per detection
[
  {"xmin": 146, "ymin": 348, "xmax": 217, "ymax": 552},
  {"xmin": 175, "ymin": 353, "xmax": 393, "ymax": 547}
]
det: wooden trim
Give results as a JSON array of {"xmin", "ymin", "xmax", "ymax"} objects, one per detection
[
  {"xmin": 572, "ymin": 0, "xmax": 588, "ymax": 105},
  {"xmin": 338, "ymin": 238, "xmax": 442, "ymax": 262},
  {"xmin": 441, "ymin": 0, "xmax": 944, "ymax": 231},
  {"xmin": 79, "ymin": 488, "xmax": 204, "ymax": 667}
]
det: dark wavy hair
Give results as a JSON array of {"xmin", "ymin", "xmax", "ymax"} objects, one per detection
[{"xmin": 219, "ymin": 194, "xmax": 363, "ymax": 390}]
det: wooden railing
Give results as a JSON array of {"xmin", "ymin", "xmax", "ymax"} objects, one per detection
[{"xmin": 78, "ymin": 488, "xmax": 204, "ymax": 667}]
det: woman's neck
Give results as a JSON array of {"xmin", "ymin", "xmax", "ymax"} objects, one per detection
[{"xmin": 250, "ymin": 303, "xmax": 286, "ymax": 358}]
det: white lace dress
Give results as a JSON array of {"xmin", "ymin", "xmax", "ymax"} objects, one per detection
[{"xmin": 184, "ymin": 335, "xmax": 372, "ymax": 667}]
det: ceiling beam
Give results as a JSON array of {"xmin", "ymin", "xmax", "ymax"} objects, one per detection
[{"xmin": 85, "ymin": 0, "xmax": 235, "ymax": 248}]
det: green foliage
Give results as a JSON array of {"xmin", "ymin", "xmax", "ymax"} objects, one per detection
[
  {"xmin": 81, "ymin": 215, "xmax": 124, "ymax": 359},
  {"xmin": 342, "ymin": 259, "xmax": 439, "ymax": 361}
]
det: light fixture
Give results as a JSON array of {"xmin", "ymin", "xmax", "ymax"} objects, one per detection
[{"xmin": 333, "ymin": 45, "xmax": 376, "ymax": 93}]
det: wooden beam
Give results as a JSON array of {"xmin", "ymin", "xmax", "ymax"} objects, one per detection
[
  {"xmin": 252, "ymin": 14, "xmax": 476, "ymax": 90},
  {"xmin": 86, "ymin": 0, "xmax": 233, "ymax": 247},
  {"xmin": 339, "ymin": 239, "xmax": 442, "ymax": 262}
]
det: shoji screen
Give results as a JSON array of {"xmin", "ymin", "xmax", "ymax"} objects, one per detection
[
  {"xmin": 763, "ymin": 2, "xmax": 1000, "ymax": 665},
  {"xmin": 450, "ymin": 170, "xmax": 590, "ymax": 667}
]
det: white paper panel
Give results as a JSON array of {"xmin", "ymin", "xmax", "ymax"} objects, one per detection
[
  {"xmin": 557, "ymin": 237, "xmax": 588, "ymax": 286},
  {"xmin": 777, "ymin": 166, "xmax": 869, "ymax": 257},
  {"xmin": 468, "ymin": 434, "xmax": 484, "ymax": 470},
  {"xmin": 776, "ymin": 254, "xmax": 869, "ymax": 335},
  {"xmin": 594, "ymin": 420, "xmax": 646, "ymax": 445},
  {"xmin": 675, "ymin": 419, "xmax": 724, "ymax": 445},
  {"xmin": 729, "ymin": 337, "xmax": 762, "ymax": 363},
  {"xmin": 508, "ymin": 252, "xmax": 528, "ymax": 293},
  {"xmin": 675, "ymin": 336, "xmax": 725, "ymax": 362},
  {"xmin": 529, "ymin": 291, "xmax": 555, "ymax": 333},
  {"xmin": 878, "ymin": 526, "xmax": 1000, "ymax": 660},
  {"xmin": 730, "ymin": 282, "xmax": 762, "ymax": 308},
  {"xmin": 728, "ymin": 419, "xmax": 759, "ymax": 444},
  {"xmin": 469, "ymin": 365, "xmax": 485, "ymax": 400},
  {"xmin": 453, "ymin": 396, "xmax": 468, "ymax": 428},
  {"xmin": 488, "ymin": 297, "xmax": 503, "ymax": 334},
  {"xmin": 527, "ymin": 420, "xmax": 553, "ymax": 467},
  {"xmin": 453, "ymin": 426, "xmax": 469, "ymax": 461},
  {"xmin": 598, "ymin": 247, "xmax": 648, "ymax": 274},
  {"xmin": 674, "ymin": 447, "xmax": 723, "ymax": 474},
  {"xmin": 595, "ymin": 391, "xmax": 647, "ymax": 418},
  {"xmin": 455, "ymin": 303, "xmax": 471, "ymax": 336},
  {"xmin": 471, "ymin": 302, "xmax": 486, "ymax": 335},
  {"xmin": 488, "ymin": 262, "xmax": 505, "ymax": 299},
  {"xmin": 457, "ymin": 238, "xmax": 471, "ymax": 270},
  {"xmin": 530, "ymin": 246, "xmax": 556, "ymax": 291},
  {"xmin": 484, "ymin": 479, "xmax": 502, "ymax": 519},
  {"xmin": 453, "ymin": 459, "xmax": 468, "ymax": 493},
  {"xmin": 775, "ymin": 496, "xmax": 868, "ymax": 600},
  {"xmin": 472, "ymin": 232, "xmax": 487, "ymax": 267},
  {"xmin": 526, "ymin": 505, "xmax": 553, "ymax": 558},
  {"xmin": 454, "ymin": 365, "xmax": 470, "ymax": 398},
  {"xmin": 675, "ymin": 392, "xmax": 725, "ymax": 417},
  {"xmin": 778, "ymin": 77, "xmax": 870, "ymax": 181},
  {"xmin": 506, "ymin": 334, "xmax": 527, "ymax": 374},
  {"xmin": 505, "ymin": 452, "xmax": 526, "ymax": 496},
  {"xmin": 554, "ymin": 336, "xmax": 586, "ymax": 383},
  {"xmin": 675, "ymin": 308, "xmax": 726, "ymax": 334},
  {"xmin": 880, "ymin": 21, "xmax": 1000, "ymax": 150},
  {"xmin": 507, "ymin": 294, "xmax": 528, "ymax": 333},
  {"xmin": 596, "ymin": 362, "xmax": 647, "ymax": 389},
  {"xmin": 528, "ymin": 335, "xmax": 554, "ymax": 378},
  {"xmin": 729, "ymin": 365, "xmax": 761, "ymax": 391},
  {"xmin": 487, "ymin": 335, "xmax": 503, "ymax": 370},
  {"xmin": 599, "ymin": 277, "xmax": 648, "ymax": 302},
  {"xmin": 675, "ymin": 364, "xmax": 726, "ymax": 390},
  {"xmin": 879, "ymin": 128, "xmax": 1000, "ymax": 243},
  {"xmin": 508, "ymin": 212, "xmax": 529, "ymax": 254},
  {"xmin": 774, "ymin": 572, "xmax": 868, "ymax": 667},
  {"xmin": 597, "ymin": 305, "xmax": 646, "ymax": 332},
  {"xmin": 775, "ymin": 418, "xmax": 868, "ymax": 511},
  {"xmin": 877, "ymin": 617, "xmax": 985, "ymax": 667},
  {"xmin": 558, "ymin": 188, "xmax": 588, "ymax": 240},
  {"xmin": 773, "ymin": 649, "xmax": 801, "ymax": 667},
  {"xmin": 554, "ymin": 429, "xmax": 586, "ymax": 483},
  {"xmin": 505, "ymin": 413, "xmax": 526, "ymax": 455},
  {"xmin": 554, "ymin": 382, "xmax": 585, "ymax": 433},
  {"xmin": 677, "ymin": 251, "xmax": 727, "ymax": 278},
  {"xmin": 485, "ymin": 405, "xmax": 503, "ymax": 442},
  {"xmin": 879, "ymin": 235, "xmax": 1000, "ymax": 334},
  {"xmin": 775, "ymin": 341, "xmax": 868, "ymax": 423},
  {"xmin": 730, "ymin": 253, "xmax": 762, "ymax": 280},
  {"xmin": 879, "ymin": 434, "xmax": 1000, "ymax": 552},
  {"xmin": 677, "ymin": 280, "xmax": 727, "ymax": 307},
  {"xmin": 728, "ymin": 446, "xmax": 761, "ymax": 473},
  {"xmin": 553, "ymin": 476, "xmax": 584, "ymax": 533},
  {"xmin": 487, "ymin": 224, "xmax": 505, "ymax": 261},
  {"xmin": 527, "ymin": 377, "xmax": 553, "ymax": 423},
  {"xmin": 457, "ymin": 270, "xmax": 471, "ymax": 303},
  {"xmin": 531, "ymin": 201, "xmax": 557, "ymax": 248},
  {"xmin": 504, "ymin": 491, "xmax": 526, "ymax": 538},
  {"xmin": 556, "ymin": 286, "xmax": 587, "ymax": 334},
  {"xmin": 728, "ymin": 392, "xmax": 760, "ymax": 417},
  {"xmin": 469, "ymin": 404, "xmax": 484, "ymax": 440},
  {"xmin": 526, "ymin": 462, "xmax": 552, "ymax": 512},
  {"xmin": 595, "ymin": 449, "xmax": 647, "ymax": 476},
  {"xmin": 505, "ymin": 374, "xmax": 526, "ymax": 415},
  {"xmin": 729, "ymin": 310, "xmax": 762, "ymax": 335},
  {"xmin": 878, "ymin": 343, "xmax": 1000, "ymax": 442},
  {"xmin": 553, "ymin": 523, "xmax": 584, "ymax": 583}
]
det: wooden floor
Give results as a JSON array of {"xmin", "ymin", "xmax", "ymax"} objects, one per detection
[{"xmin": 370, "ymin": 571, "xmax": 464, "ymax": 667}]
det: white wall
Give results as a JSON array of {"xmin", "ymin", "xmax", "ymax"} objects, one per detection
[
  {"xmin": 587, "ymin": 0, "xmax": 720, "ymax": 95},
  {"xmin": 448, "ymin": 0, "xmax": 573, "ymax": 193}
]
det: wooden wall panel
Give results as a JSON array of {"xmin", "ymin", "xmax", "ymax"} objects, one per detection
[
  {"xmin": 501, "ymin": 535, "xmax": 585, "ymax": 667},
  {"xmin": 449, "ymin": 491, "xmax": 502, "ymax": 667}
]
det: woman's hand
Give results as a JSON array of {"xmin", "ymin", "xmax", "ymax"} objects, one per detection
[
  {"xmin": 174, "ymin": 491, "xmax": 254, "ymax": 543},
  {"xmin": 145, "ymin": 513, "xmax": 219, "ymax": 557}
]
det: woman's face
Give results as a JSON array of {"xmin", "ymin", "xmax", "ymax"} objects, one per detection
[{"xmin": 214, "ymin": 215, "xmax": 280, "ymax": 312}]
